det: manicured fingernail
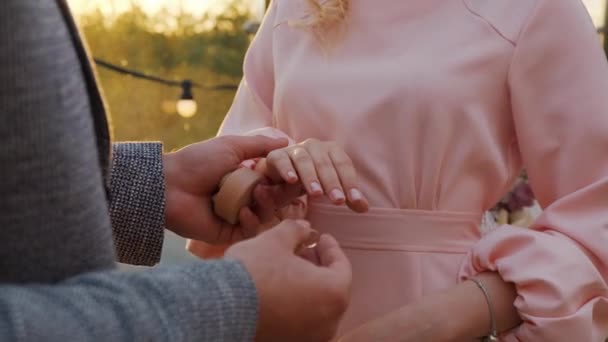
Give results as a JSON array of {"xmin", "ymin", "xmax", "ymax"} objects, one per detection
[
  {"xmin": 310, "ymin": 182, "xmax": 323, "ymax": 194},
  {"xmin": 330, "ymin": 189, "xmax": 345, "ymax": 202},
  {"xmin": 350, "ymin": 188, "xmax": 363, "ymax": 201},
  {"xmin": 287, "ymin": 171, "xmax": 298, "ymax": 181}
]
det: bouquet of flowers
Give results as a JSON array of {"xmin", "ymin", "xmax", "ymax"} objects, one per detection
[{"xmin": 489, "ymin": 170, "xmax": 540, "ymax": 228}]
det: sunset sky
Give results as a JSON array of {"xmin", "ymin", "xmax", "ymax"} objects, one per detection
[
  {"xmin": 67, "ymin": 0, "xmax": 605, "ymax": 27},
  {"xmin": 68, "ymin": 0, "xmax": 266, "ymax": 19}
]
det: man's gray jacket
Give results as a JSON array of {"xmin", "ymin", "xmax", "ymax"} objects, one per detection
[{"xmin": 0, "ymin": 1, "xmax": 258, "ymax": 341}]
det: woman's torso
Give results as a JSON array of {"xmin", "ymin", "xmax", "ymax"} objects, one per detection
[
  {"xmin": 270, "ymin": 0, "xmax": 527, "ymax": 214},
  {"xmin": 241, "ymin": 1, "xmax": 541, "ymax": 333}
]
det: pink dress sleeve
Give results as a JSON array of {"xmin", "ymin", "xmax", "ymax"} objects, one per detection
[
  {"xmin": 187, "ymin": 2, "xmax": 305, "ymax": 259},
  {"xmin": 217, "ymin": 2, "xmax": 291, "ymax": 144},
  {"xmin": 458, "ymin": 0, "xmax": 608, "ymax": 340}
]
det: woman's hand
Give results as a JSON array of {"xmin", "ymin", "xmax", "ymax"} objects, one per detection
[
  {"xmin": 236, "ymin": 182, "xmax": 307, "ymax": 236},
  {"xmin": 235, "ymin": 138, "xmax": 369, "ymax": 236},
  {"xmin": 262, "ymin": 138, "xmax": 369, "ymax": 213}
]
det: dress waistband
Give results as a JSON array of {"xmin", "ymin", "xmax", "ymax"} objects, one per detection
[{"xmin": 307, "ymin": 203, "xmax": 482, "ymax": 253}]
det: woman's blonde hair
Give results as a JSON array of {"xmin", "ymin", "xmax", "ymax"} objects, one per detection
[
  {"xmin": 288, "ymin": 0, "xmax": 349, "ymax": 49},
  {"xmin": 299, "ymin": 0, "xmax": 348, "ymax": 30}
]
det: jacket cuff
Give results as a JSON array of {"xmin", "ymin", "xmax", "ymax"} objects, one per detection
[{"xmin": 109, "ymin": 142, "xmax": 165, "ymax": 266}]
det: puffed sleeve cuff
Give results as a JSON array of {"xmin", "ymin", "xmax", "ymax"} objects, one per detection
[{"xmin": 458, "ymin": 223, "xmax": 608, "ymax": 341}]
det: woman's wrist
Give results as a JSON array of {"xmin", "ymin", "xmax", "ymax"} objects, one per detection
[
  {"xmin": 429, "ymin": 272, "xmax": 521, "ymax": 340},
  {"xmin": 417, "ymin": 282, "xmax": 490, "ymax": 341}
]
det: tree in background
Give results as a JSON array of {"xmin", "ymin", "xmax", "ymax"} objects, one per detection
[{"xmin": 76, "ymin": 0, "xmax": 254, "ymax": 151}]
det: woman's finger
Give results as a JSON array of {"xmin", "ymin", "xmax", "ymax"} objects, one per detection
[
  {"xmin": 238, "ymin": 206, "xmax": 261, "ymax": 240},
  {"xmin": 329, "ymin": 147, "xmax": 369, "ymax": 212},
  {"xmin": 287, "ymin": 146, "xmax": 323, "ymax": 196},
  {"xmin": 266, "ymin": 149, "xmax": 299, "ymax": 183},
  {"xmin": 252, "ymin": 185, "xmax": 281, "ymax": 223},
  {"xmin": 308, "ymin": 143, "xmax": 345, "ymax": 204}
]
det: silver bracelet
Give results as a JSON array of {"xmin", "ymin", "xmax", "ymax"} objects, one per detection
[{"xmin": 469, "ymin": 278, "xmax": 499, "ymax": 342}]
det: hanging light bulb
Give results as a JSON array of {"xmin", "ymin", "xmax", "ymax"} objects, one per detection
[{"xmin": 176, "ymin": 80, "xmax": 197, "ymax": 118}]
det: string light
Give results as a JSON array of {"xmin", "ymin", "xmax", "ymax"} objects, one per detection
[
  {"xmin": 93, "ymin": 58, "xmax": 238, "ymax": 118},
  {"xmin": 176, "ymin": 80, "xmax": 197, "ymax": 118}
]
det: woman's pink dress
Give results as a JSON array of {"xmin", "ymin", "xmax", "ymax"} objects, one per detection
[{"xmin": 190, "ymin": 0, "xmax": 608, "ymax": 339}]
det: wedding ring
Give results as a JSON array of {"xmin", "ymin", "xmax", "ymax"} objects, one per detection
[{"xmin": 306, "ymin": 242, "xmax": 318, "ymax": 249}]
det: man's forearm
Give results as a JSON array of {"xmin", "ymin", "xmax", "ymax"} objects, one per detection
[
  {"xmin": 0, "ymin": 259, "xmax": 258, "ymax": 342},
  {"xmin": 109, "ymin": 142, "xmax": 166, "ymax": 266}
]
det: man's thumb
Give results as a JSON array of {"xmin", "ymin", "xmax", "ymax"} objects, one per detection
[
  {"xmin": 222, "ymin": 135, "xmax": 288, "ymax": 162},
  {"xmin": 271, "ymin": 219, "xmax": 318, "ymax": 251}
]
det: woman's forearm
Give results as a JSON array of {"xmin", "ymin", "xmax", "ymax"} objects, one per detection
[
  {"xmin": 338, "ymin": 272, "xmax": 521, "ymax": 341},
  {"xmin": 431, "ymin": 272, "xmax": 521, "ymax": 340}
]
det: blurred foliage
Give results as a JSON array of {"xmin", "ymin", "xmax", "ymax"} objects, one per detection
[{"xmin": 75, "ymin": 1, "xmax": 254, "ymax": 151}]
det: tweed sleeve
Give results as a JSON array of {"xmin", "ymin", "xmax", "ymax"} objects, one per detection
[
  {"xmin": 109, "ymin": 142, "xmax": 165, "ymax": 266},
  {"xmin": 0, "ymin": 259, "xmax": 259, "ymax": 342}
]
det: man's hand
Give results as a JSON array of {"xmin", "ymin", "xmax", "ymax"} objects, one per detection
[
  {"xmin": 226, "ymin": 220, "xmax": 352, "ymax": 342},
  {"xmin": 162, "ymin": 135, "xmax": 287, "ymax": 243}
]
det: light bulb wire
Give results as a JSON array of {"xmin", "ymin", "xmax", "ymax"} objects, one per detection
[{"xmin": 93, "ymin": 58, "xmax": 239, "ymax": 93}]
